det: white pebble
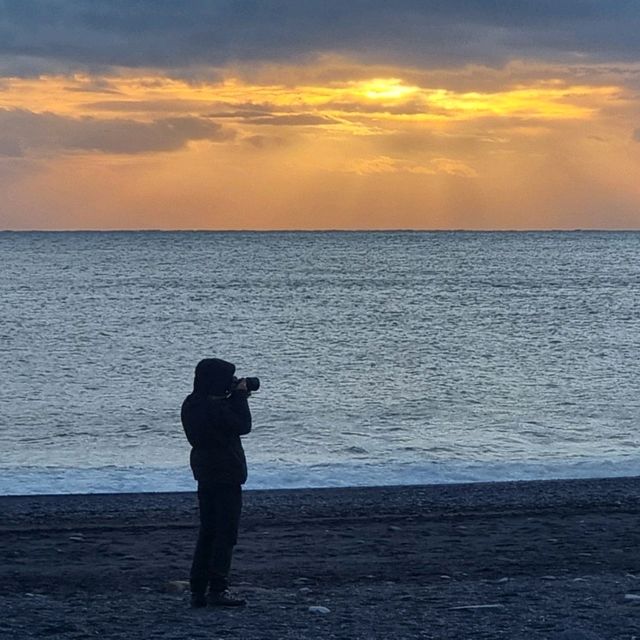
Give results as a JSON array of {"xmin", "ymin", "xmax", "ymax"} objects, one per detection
[
  {"xmin": 449, "ymin": 604, "xmax": 505, "ymax": 610},
  {"xmin": 308, "ymin": 606, "xmax": 331, "ymax": 614}
]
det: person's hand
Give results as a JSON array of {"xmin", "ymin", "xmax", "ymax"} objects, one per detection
[{"xmin": 235, "ymin": 378, "xmax": 248, "ymax": 392}]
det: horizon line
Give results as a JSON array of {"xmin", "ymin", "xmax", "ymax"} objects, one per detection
[{"xmin": 2, "ymin": 227, "xmax": 640, "ymax": 233}]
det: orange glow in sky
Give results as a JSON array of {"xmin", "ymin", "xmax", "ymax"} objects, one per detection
[{"xmin": 1, "ymin": 61, "xmax": 639, "ymax": 229}]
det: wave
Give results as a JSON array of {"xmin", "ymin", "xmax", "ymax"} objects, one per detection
[{"xmin": 3, "ymin": 456, "xmax": 640, "ymax": 496}]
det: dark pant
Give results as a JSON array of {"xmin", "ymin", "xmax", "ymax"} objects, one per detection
[{"xmin": 190, "ymin": 483, "xmax": 242, "ymax": 595}]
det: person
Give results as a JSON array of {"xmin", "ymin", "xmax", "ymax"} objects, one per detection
[{"xmin": 181, "ymin": 357, "xmax": 253, "ymax": 608}]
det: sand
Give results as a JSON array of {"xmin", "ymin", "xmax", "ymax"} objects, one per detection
[{"xmin": 2, "ymin": 477, "xmax": 640, "ymax": 639}]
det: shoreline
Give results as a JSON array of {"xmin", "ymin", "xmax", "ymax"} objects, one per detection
[
  {"xmin": 2, "ymin": 473, "xmax": 639, "ymax": 525},
  {"xmin": 2, "ymin": 476, "xmax": 640, "ymax": 639},
  {"xmin": 6, "ymin": 456, "xmax": 640, "ymax": 497}
]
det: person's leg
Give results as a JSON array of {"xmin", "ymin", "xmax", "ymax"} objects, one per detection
[
  {"xmin": 208, "ymin": 484, "xmax": 243, "ymax": 603},
  {"xmin": 190, "ymin": 485, "xmax": 216, "ymax": 601}
]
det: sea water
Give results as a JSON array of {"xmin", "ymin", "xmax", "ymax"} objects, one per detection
[{"xmin": 1, "ymin": 231, "xmax": 639, "ymax": 495}]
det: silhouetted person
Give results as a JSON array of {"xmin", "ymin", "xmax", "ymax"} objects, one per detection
[{"xmin": 181, "ymin": 358, "xmax": 252, "ymax": 608}]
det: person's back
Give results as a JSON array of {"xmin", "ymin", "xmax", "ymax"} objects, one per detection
[{"xmin": 182, "ymin": 387, "xmax": 251, "ymax": 485}]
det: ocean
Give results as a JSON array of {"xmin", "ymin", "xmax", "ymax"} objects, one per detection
[{"xmin": 1, "ymin": 230, "xmax": 639, "ymax": 495}]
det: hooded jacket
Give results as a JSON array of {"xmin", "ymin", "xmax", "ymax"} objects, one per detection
[{"xmin": 181, "ymin": 358, "xmax": 252, "ymax": 485}]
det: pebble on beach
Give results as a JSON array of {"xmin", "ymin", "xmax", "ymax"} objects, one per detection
[{"xmin": 308, "ymin": 606, "xmax": 331, "ymax": 614}]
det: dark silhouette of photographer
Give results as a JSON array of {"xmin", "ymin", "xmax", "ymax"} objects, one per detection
[{"xmin": 181, "ymin": 358, "xmax": 258, "ymax": 608}]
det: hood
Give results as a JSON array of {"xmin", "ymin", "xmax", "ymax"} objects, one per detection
[{"xmin": 193, "ymin": 358, "xmax": 236, "ymax": 395}]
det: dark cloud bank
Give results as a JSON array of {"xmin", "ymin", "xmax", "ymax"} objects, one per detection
[
  {"xmin": 0, "ymin": 109, "xmax": 230, "ymax": 155},
  {"xmin": 1, "ymin": 0, "xmax": 639, "ymax": 75}
]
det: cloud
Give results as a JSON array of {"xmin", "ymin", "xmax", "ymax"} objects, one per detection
[
  {"xmin": 1, "ymin": 1, "xmax": 640, "ymax": 77},
  {"xmin": 0, "ymin": 135, "xmax": 24, "ymax": 157},
  {"xmin": 64, "ymin": 77, "xmax": 122, "ymax": 94},
  {"xmin": 84, "ymin": 99, "xmax": 220, "ymax": 114},
  {"xmin": 376, "ymin": 130, "xmax": 505, "ymax": 157},
  {"xmin": 205, "ymin": 103, "xmax": 281, "ymax": 119},
  {"xmin": 245, "ymin": 134, "xmax": 288, "ymax": 149},
  {"xmin": 238, "ymin": 113, "xmax": 340, "ymax": 126},
  {"xmin": 634, "ymin": 128, "xmax": 640, "ymax": 142},
  {"xmin": 347, "ymin": 155, "xmax": 477, "ymax": 177},
  {"xmin": 430, "ymin": 157, "xmax": 478, "ymax": 177},
  {"xmin": 0, "ymin": 109, "xmax": 232, "ymax": 155}
]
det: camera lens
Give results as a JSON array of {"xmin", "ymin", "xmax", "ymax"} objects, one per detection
[{"xmin": 245, "ymin": 377, "xmax": 260, "ymax": 392}]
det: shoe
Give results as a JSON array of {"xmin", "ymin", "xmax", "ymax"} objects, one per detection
[
  {"xmin": 208, "ymin": 590, "xmax": 247, "ymax": 607},
  {"xmin": 190, "ymin": 593, "xmax": 207, "ymax": 608}
]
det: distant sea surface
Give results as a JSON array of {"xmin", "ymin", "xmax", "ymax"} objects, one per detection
[{"xmin": 1, "ymin": 231, "xmax": 640, "ymax": 495}]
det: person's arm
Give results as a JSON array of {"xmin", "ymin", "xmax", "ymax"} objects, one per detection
[{"xmin": 221, "ymin": 391, "xmax": 252, "ymax": 436}]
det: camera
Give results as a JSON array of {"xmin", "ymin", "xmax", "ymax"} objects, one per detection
[{"xmin": 231, "ymin": 376, "xmax": 260, "ymax": 393}]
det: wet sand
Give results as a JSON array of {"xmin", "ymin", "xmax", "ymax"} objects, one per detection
[{"xmin": 2, "ymin": 477, "xmax": 640, "ymax": 639}]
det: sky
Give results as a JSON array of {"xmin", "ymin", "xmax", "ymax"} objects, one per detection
[{"xmin": 1, "ymin": 1, "xmax": 639, "ymax": 230}]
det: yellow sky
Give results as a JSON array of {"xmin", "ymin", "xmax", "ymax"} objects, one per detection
[{"xmin": 1, "ymin": 60, "xmax": 639, "ymax": 229}]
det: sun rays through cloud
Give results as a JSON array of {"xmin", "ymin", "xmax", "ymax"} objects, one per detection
[{"xmin": 1, "ymin": 2, "xmax": 640, "ymax": 229}]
